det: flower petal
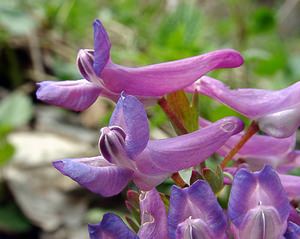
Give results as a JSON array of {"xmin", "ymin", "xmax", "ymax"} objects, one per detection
[
  {"xmin": 138, "ymin": 189, "xmax": 168, "ymax": 239},
  {"xmin": 93, "ymin": 19, "xmax": 111, "ymax": 76},
  {"xmin": 200, "ymin": 118, "xmax": 296, "ymax": 170},
  {"xmin": 237, "ymin": 206, "xmax": 286, "ymax": 239},
  {"xmin": 175, "ymin": 217, "xmax": 220, "ymax": 239},
  {"xmin": 194, "ymin": 76, "xmax": 300, "ymax": 119},
  {"xmin": 101, "ymin": 49, "xmax": 243, "ymax": 96},
  {"xmin": 257, "ymin": 107, "xmax": 300, "ymax": 138},
  {"xmin": 168, "ymin": 180, "xmax": 227, "ymax": 239},
  {"xmin": 278, "ymin": 173, "xmax": 300, "ymax": 200},
  {"xmin": 36, "ymin": 79, "xmax": 101, "ymax": 111},
  {"xmin": 88, "ymin": 213, "xmax": 138, "ymax": 239},
  {"xmin": 132, "ymin": 171, "xmax": 169, "ymax": 191},
  {"xmin": 53, "ymin": 156, "xmax": 134, "ymax": 197},
  {"xmin": 284, "ymin": 221, "xmax": 300, "ymax": 239},
  {"xmin": 136, "ymin": 117, "xmax": 244, "ymax": 175},
  {"xmin": 228, "ymin": 166, "xmax": 290, "ymax": 228},
  {"xmin": 277, "ymin": 150, "xmax": 300, "ymax": 173},
  {"xmin": 109, "ymin": 94, "xmax": 149, "ymax": 158}
]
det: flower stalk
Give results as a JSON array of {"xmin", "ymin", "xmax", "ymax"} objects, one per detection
[{"xmin": 221, "ymin": 120, "xmax": 259, "ymax": 169}]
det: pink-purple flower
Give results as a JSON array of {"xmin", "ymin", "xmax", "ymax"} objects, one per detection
[
  {"xmin": 228, "ymin": 165, "xmax": 291, "ymax": 239},
  {"xmin": 53, "ymin": 94, "xmax": 243, "ymax": 196},
  {"xmin": 187, "ymin": 76, "xmax": 300, "ymax": 138},
  {"xmin": 36, "ymin": 20, "xmax": 243, "ymax": 111}
]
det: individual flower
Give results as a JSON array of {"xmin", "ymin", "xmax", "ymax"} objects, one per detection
[
  {"xmin": 187, "ymin": 76, "xmax": 300, "ymax": 138},
  {"xmin": 228, "ymin": 165, "xmax": 290, "ymax": 239},
  {"xmin": 53, "ymin": 94, "xmax": 244, "ymax": 196},
  {"xmin": 36, "ymin": 19, "xmax": 244, "ymax": 111},
  {"xmin": 168, "ymin": 180, "xmax": 228, "ymax": 239},
  {"xmin": 199, "ymin": 118, "xmax": 297, "ymax": 171},
  {"xmin": 88, "ymin": 188, "xmax": 168, "ymax": 239}
]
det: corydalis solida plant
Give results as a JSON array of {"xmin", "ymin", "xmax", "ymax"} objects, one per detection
[{"xmin": 36, "ymin": 19, "xmax": 300, "ymax": 239}]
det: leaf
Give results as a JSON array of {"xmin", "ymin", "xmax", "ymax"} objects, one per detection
[
  {"xmin": 202, "ymin": 165, "xmax": 224, "ymax": 194},
  {"xmin": 0, "ymin": 7, "xmax": 36, "ymax": 35},
  {"xmin": 0, "ymin": 203, "xmax": 32, "ymax": 233},
  {"xmin": 166, "ymin": 90, "xmax": 198, "ymax": 134},
  {"xmin": 0, "ymin": 138, "xmax": 15, "ymax": 166},
  {"xmin": 0, "ymin": 92, "xmax": 33, "ymax": 128}
]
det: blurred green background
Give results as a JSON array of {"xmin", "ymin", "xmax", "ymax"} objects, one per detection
[{"xmin": 0, "ymin": 0, "xmax": 300, "ymax": 238}]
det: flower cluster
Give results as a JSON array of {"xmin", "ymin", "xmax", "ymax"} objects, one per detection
[{"xmin": 37, "ymin": 20, "xmax": 300, "ymax": 238}]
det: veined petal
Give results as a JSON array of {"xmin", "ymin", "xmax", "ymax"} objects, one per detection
[
  {"xmin": 228, "ymin": 166, "xmax": 290, "ymax": 228},
  {"xmin": 168, "ymin": 180, "xmax": 227, "ymax": 239},
  {"xmin": 88, "ymin": 213, "xmax": 138, "ymax": 239},
  {"xmin": 175, "ymin": 217, "xmax": 219, "ymax": 239},
  {"xmin": 194, "ymin": 76, "xmax": 300, "ymax": 119},
  {"xmin": 132, "ymin": 171, "xmax": 169, "ymax": 191},
  {"xmin": 109, "ymin": 94, "xmax": 149, "ymax": 158},
  {"xmin": 138, "ymin": 189, "xmax": 168, "ymax": 239},
  {"xmin": 277, "ymin": 150, "xmax": 300, "ymax": 173},
  {"xmin": 284, "ymin": 221, "xmax": 300, "ymax": 239},
  {"xmin": 200, "ymin": 118, "xmax": 296, "ymax": 170},
  {"xmin": 100, "ymin": 49, "xmax": 243, "ymax": 96},
  {"xmin": 52, "ymin": 156, "xmax": 134, "ymax": 197},
  {"xmin": 278, "ymin": 173, "xmax": 300, "ymax": 199},
  {"xmin": 36, "ymin": 79, "xmax": 101, "ymax": 111},
  {"xmin": 136, "ymin": 117, "xmax": 244, "ymax": 175},
  {"xmin": 237, "ymin": 206, "xmax": 287, "ymax": 239},
  {"xmin": 93, "ymin": 19, "xmax": 111, "ymax": 76}
]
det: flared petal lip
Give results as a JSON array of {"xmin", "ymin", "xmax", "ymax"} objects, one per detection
[
  {"xmin": 228, "ymin": 165, "xmax": 290, "ymax": 227},
  {"xmin": 36, "ymin": 79, "xmax": 102, "ymax": 111},
  {"xmin": 168, "ymin": 180, "xmax": 227, "ymax": 239},
  {"xmin": 53, "ymin": 157, "xmax": 134, "ymax": 197},
  {"xmin": 88, "ymin": 213, "xmax": 138, "ymax": 239}
]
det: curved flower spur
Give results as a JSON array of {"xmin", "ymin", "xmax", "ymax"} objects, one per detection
[
  {"xmin": 199, "ymin": 118, "xmax": 297, "ymax": 171},
  {"xmin": 187, "ymin": 76, "xmax": 300, "ymax": 138},
  {"xmin": 53, "ymin": 94, "xmax": 244, "ymax": 197},
  {"xmin": 36, "ymin": 19, "xmax": 244, "ymax": 111}
]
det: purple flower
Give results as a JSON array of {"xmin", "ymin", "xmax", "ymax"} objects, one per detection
[
  {"xmin": 199, "ymin": 118, "xmax": 297, "ymax": 171},
  {"xmin": 53, "ymin": 94, "xmax": 244, "ymax": 196},
  {"xmin": 278, "ymin": 173, "xmax": 300, "ymax": 200},
  {"xmin": 168, "ymin": 180, "xmax": 228, "ymax": 239},
  {"xmin": 88, "ymin": 188, "xmax": 168, "ymax": 239},
  {"xmin": 88, "ymin": 181, "xmax": 227, "ymax": 239},
  {"xmin": 228, "ymin": 165, "xmax": 290, "ymax": 239},
  {"xmin": 284, "ymin": 221, "xmax": 300, "ymax": 239},
  {"xmin": 187, "ymin": 76, "xmax": 300, "ymax": 138},
  {"xmin": 138, "ymin": 189, "xmax": 168, "ymax": 239},
  {"xmin": 36, "ymin": 20, "xmax": 243, "ymax": 111},
  {"xmin": 88, "ymin": 213, "xmax": 138, "ymax": 239}
]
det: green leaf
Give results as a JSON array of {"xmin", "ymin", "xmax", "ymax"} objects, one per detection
[
  {"xmin": 202, "ymin": 165, "xmax": 224, "ymax": 194},
  {"xmin": 0, "ymin": 92, "xmax": 33, "ymax": 128},
  {"xmin": 0, "ymin": 138, "xmax": 15, "ymax": 166},
  {"xmin": 0, "ymin": 203, "xmax": 32, "ymax": 233},
  {"xmin": 0, "ymin": 7, "xmax": 36, "ymax": 35},
  {"xmin": 166, "ymin": 90, "xmax": 198, "ymax": 134}
]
